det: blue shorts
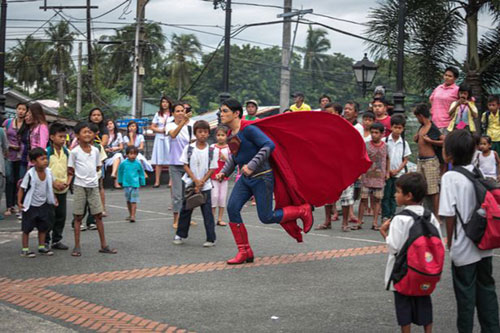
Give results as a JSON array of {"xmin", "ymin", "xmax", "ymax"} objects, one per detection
[{"xmin": 124, "ymin": 187, "xmax": 140, "ymax": 203}]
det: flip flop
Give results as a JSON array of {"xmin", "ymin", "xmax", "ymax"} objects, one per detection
[
  {"xmin": 371, "ymin": 225, "xmax": 380, "ymax": 231},
  {"xmin": 314, "ymin": 224, "xmax": 331, "ymax": 230},
  {"xmin": 99, "ymin": 246, "xmax": 117, "ymax": 254},
  {"xmin": 350, "ymin": 224, "xmax": 362, "ymax": 230},
  {"xmin": 71, "ymin": 247, "xmax": 81, "ymax": 257},
  {"xmin": 217, "ymin": 221, "xmax": 227, "ymax": 226},
  {"xmin": 342, "ymin": 225, "xmax": 351, "ymax": 232}
]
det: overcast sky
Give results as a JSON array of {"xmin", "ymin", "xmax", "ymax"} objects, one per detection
[{"xmin": 5, "ymin": 0, "xmax": 497, "ymax": 63}]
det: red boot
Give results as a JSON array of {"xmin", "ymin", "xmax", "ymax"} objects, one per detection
[
  {"xmin": 282, "ymin": 204, "xmax": 314, "ymax": 233},
  {"xmin": 227, "ymin": 223, "xmax": 254, "ymax": 264}
]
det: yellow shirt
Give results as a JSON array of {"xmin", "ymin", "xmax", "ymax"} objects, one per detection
[
  {"xmin": 482, "ymin": 110, "xmax": 500, "ymax": 142},
  {"xmin": 49, "ymin": 147, "xmax": 69, "ymax": 194},
  {"xmin": 290, "ymin": 103, "xmax": 312, "ymax": 112}
]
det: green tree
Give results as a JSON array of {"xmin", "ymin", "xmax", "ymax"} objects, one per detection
[
  {"xmin": 6, "ymin": 36, "xmax": 47, "ymax": 90},
  {"xmin": 170, "ymin": 33, "xmax": 202, "ymax": 99},
  {"xmin": 297, "ymin": 25, "xmax": 331, "ymax": 81},
  {"xmin": 42, "ymin": 21, "xmax": 75, "ymax": 109}
]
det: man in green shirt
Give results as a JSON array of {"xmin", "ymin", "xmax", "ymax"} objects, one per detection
[{"xmin": 245, "ymin": 100, "xmax": 259, "ymax": 120}]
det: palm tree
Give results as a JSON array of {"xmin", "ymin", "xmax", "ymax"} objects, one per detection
[
  {"xmin": 42, "ymin": 21, "xmax": 75, "ymax": 109},
  {"xmin": 170, "ymin": 33, "xmax": 201, "ymax": 99},
  {"xmin": 297, "ymin": 25, "xmax": 331, "ymax": 81},
  {"xmin": 6, "ymin": 36, "xmax": 47, "ymax": 90},
  {"xmin": 366, "ymin": 0, "xmax": 500, "ymax": 105}
]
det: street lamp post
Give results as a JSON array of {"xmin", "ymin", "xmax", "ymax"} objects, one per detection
[{"xmin": 352, "ymin": 53, "xmax": 378, "ymax": 97}]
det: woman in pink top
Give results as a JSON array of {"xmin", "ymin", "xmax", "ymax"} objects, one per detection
[
  {"xmin": 429, "ymin": 66, "xmax": 460, "ymax": 131},
  {"xmin": 25, "ymin": 102, "xmax": 49, "ymax": 153}
]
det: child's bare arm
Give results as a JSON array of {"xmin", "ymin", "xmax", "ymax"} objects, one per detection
[
  {"xmin": 17, "ymin": 187, "xmax": 24, "ymax": 210},
  {"xmin": 183, "ymin": 164, "xmax": 201, "ymax": 187},
  {"xmin": 379, "ymin": 219, "xmax": 391, "ymax": 239},
  {"xmin": 67, "ymin": 167, "xmax": 74, "ymax": 187},
  {"xmin": 445, "ymin": 216, "xmax": 456, "ymax": 250},
  {"xmin": 200, "ymin": 169, "xmax": 215, "ymax": 185}
]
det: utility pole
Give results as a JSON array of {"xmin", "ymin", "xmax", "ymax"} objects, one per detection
[
  {"xmin": 131, "ymin": 0, "xmax": 148, "ymax": 118},
  {"xmin": 0, "ymin": 0, "xmax": 7, "ymax": 118},
  {"xmin": 86, "ymin": 0, "xmax": 93, "ymax": 102},
  {"xmin": 212, "ymin": 0, "xmax": 232, "ymax": 106},
  {"xmin": 393, "ymin": 0, "xmax": 406, "ymax": 114},
  {"xmin": 279, "ymin": 0, "xmax": 292, "ymax": 113},
  {"xmin": 277, "ymin": 7, "xmax": 313, "ymax": 112},
  {"xmin": 76, "ymin": 42, "xmax": 82, "ymax": 114}
]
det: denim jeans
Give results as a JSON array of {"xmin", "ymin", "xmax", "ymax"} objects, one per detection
[
  {"xmin": 176, "ymin": 190, "xmax": 216, "ymax": 242},
  {"xmin": 5, "ymin": 160, "xmax": 25, "ymax": 208},
  {"xmin": 227, "ymin": 172, "xmax": 283, "ymax": 224}
]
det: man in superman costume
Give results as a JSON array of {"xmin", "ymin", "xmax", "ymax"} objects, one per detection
[{"xmin": 215, "ymin": 99, "xmax": 371, "ymax": 265}]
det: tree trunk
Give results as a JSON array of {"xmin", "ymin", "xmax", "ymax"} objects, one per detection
[
  {"xmin": 177, "ymin": 77, "xmax": 182, "ymax": 100},
  {"xmin": 57, "ymin": 71, "xmax": 64, "ymax": 111},
  {"xmin": 465, "ymin": 0, "xmax": 483, "ymax": 108}
]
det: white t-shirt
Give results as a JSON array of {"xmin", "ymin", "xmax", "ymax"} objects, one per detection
[
  {"xmin": 166, "ymin": 121, "xmax": 194, "ymax": 165},
  {"xmin": 354, "ymin": 123, "xmax": 364, "ymax": 138},
  {"xmin": 108, "ymin": 132, "xmax": 123, "ymax": 148},
  {"xmin": 385, "ymin": 205, "xmax": 443, "ymax": 290},
  {"xmin": 386, "ymin": 134, "xmax": 411, "ymax": 178},
  {"xmin": 30, "ymin": 174, "xmax": 48, "ymax": 207},
  {"xmin": 68, "ymin": 145, "xmax": 102, "ymax": 188},
  {"xmin": 439, "ymin": 164, "xmax": 494, "ymax": 266},
  {"xmin": 123, "ymin": 134, "xmax": 145, "ymax": 148},
  {"xmin": 180, "ymin": 143, "xmax": 218, "ymax": 192}
]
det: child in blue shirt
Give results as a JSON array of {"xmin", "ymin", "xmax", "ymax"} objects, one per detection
[{"xmin": 118, "ymin": 146, "xmax": 146, "ymax": 222}]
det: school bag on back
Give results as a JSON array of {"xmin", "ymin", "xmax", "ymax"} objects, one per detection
[
  {"xmin": 452, "ymin": 166, "xmax": 500, "ymax": 250},
  {"xmin": 386, "ymin": 209, "xmax": 445, "ymax": 296}
]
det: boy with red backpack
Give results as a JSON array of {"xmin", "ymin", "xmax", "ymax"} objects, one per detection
[
  {"xmin": 439, "ymin": 129, "xmax": 500, "ymax": 333},
  {"xmin": 380, "ymin": 172, "xmax": 444, "ymax": 332}
]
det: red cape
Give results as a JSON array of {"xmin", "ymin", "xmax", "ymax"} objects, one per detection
[{"xmin": 240, "ymin": 112, "xmax": 371, "ymax": 242}]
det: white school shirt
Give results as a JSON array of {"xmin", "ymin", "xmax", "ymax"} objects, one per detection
[
  {"xmin": 439, "ymin": 164, "xmax": 493, "ymax": 266},
  {"xmin": 68, "ymin": 145, "xmax": 102, "ymax": 188},
  {"xmin": 354, "ymin": 123, "xmax": 364, "ymax": 138},
  {"xmin": 20, "ymin": 167, "xmax": 56, "ymax": 211},
  {"xmin": 152, "ymin": 112, "xmax": 173, "ymax": 140},
  {"xmin": 179, "ymin": 143, "xmax": 218, "ymax": 192},
  {"xmin": 166, "ymin": 120, "xmax": 194, "ymax": 165},
  {"xmin": 384, "ymin": 205, "xmax": 443, "ymax": 290},
  {"xmin": 123, "ymin": 134, "xmax": 145, "ymax": 148},
  {"xmin": 386, "ymin": 134, "xmax": 411, "ymax": 178}
]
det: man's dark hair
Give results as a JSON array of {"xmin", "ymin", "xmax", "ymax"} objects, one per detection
[
  {"xmin": 221, "ymin": 98, "xmax": 243, "ymax": 119},
  {"xmin": 370, "ymin": 122, "xmax": 385, "ymax": 134},
  {"xmin": 345, "ymin": 100, "xmax": 359, "ymax": 112},
  {"xmin": 362, "ymin": 111, "xmax": 375, "ymax": 120},
  {"xmin": 444, "ymin": 129, "xmax": 475, "ymax": 166},
  {"xmin": 318, "ymin": 94, "xmax": 331, "ymax": 103},
  {"xmin": 193, "ymin": 120, "xmax": 210, "ymax": 134},
  {"xmin": 126, "ymin": 145, "xmax": 139, "ymax": 155},
  {"xmin": 413, "ymin": 103, "xmax": 430, "ymax": 118},
  {"xmin": 325, "ymin": 102, "xmax": 343, "ymax": 114},
  {"xmin": 172, "ymin": 102, "xmax": 185, "ymax": 112},
  {"xmin": 458, "ymin": 82, "xmax": 472, "ymax": 99},
  {"xmin": 487, "ymin": 95, "xmax": 499, "ymax": 104},
  {"xmin": 445, "ymin": 66, "xmax": 459, "ymax": 78},
  {"xmin": 74, "ymin": 122, "xmax": 91, "ymax": 134},
  {"xmin": 88, "ymin": 123, "xmax": 99, "ymax": 134},
  {"xmin": 29, "ymin": 147, "xmax": 47, "ymax": 162},
  {"xmin": 372, "ymin": 97, "xmax": 388, "ymax": 106},
  {"xmin": 49, "ymin": 122, "xmax": 67, "ymax": 136},
  {"xmin": 390, "ymin": 114, "xmax": 406, "ymax": 127},
  {"xmin": 396, "ymin": 172, "xmax": 427, "ymax": 203},
  {"xmin": 16, "ymin": 102, "xmax": 27, "ymax": 109}
]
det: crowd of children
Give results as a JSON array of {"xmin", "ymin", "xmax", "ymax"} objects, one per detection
[{"xmin": 2, "ymin": 83, "xmax": 500, "ymax": 332}]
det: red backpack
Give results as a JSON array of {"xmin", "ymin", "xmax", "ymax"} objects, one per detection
[
  {"xmin": 386, "ymin": 209, "xmax": 445, "ymax": 296},
  {"xmin": 452, "ymin": 166, "xmax": 500, "ymax": 250}
]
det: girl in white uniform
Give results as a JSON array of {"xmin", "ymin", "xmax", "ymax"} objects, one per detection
[
  {"xmin": 105, "ymin": 120, "xmax": 124, "ymax": 188},
  {"xmin": 150, "ymin": 97, "xmax": 173, "ymax": 188},
  {"xmin": 123, "ymin": 121, "xmax": 153, "ymax": 173},
  {"xmin": 478, "ymin": 135, "xmax": 500, "ymax": 182}
]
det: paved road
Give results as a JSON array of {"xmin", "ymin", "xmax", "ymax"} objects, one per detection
[{"xmin": 0, "ymin": 183, "xmax": 497, "ymax": 332}]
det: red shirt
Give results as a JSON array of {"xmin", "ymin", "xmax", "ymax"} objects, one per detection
[{"xmin": 376, "ymin": 116, "xmax": 392, "ymax": 137}]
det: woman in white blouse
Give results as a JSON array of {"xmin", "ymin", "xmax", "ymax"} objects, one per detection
[
  {"xmin": 105, "ymin": 120, "xmax": 124, "ymax": 189},
  {"xmin": 123, "ymin": 121, "xmax": 153, "ymax": 173}
]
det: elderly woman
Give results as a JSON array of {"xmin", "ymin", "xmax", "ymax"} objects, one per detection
[{"xmin": 430, "ymin": 66, "xmax": 460, "ymax": 133}]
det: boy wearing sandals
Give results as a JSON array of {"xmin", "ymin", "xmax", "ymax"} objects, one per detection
[
  {"xmin": 18, "ymin": 148, "xmax": 56, "ymax": 257},
  {"xmin": 68, "ymin": 122, "xmax": 117, "ymax": 257},
  {"xmin": 356, "ymin": 122, "xmax": 390, "ymax": 231}
]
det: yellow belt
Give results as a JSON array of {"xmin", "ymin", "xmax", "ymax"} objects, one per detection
[{"xmin": 251, "ymin": 169, "xmax": 273, "ymax": 178}]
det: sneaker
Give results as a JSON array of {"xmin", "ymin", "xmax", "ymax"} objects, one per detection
[
  {"xmin": 88, "ymin": 224, "xmax": 97, "ymax": 230},
  {"xmin": 51, "ymin": 242, "xmax": 69, "ymax": 250},
  {"xmin": 38, "ymin": 247, "xmax": 54, "ymax": 256},
  {"xmin": 172, "ymin": 235, "xmax": 184, "ymax": 245},
  {"xmin": 17, "ymin": 213, "xmax": 22, "ymax": 221},
  {"xmin": 21, "ymin": 250, "xmax": 36, "ymax": 258},
  {"xmin": 203, "ymin": 241, "xmax": 216, "ymax": 247},
  {"xmin": 80, "ymin": 224, "xmax": 87, "ymax": 231}
]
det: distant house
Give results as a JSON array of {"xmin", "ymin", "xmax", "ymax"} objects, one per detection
[{"xmin": 3, "ymin": 88, "xmax": 77, "ymax": 126}]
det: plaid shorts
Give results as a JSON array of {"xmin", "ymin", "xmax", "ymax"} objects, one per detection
[
  {"xmin": 124, "ymin": 187, "xmax": 140, "ymax": 203},
  {"xmin": 340, "ymin": 184, "xmax": 354, "ymax": 206},
  {"xmin": 417, "ymin": 156, "xmax": 440, "ymax": 195},
  {"xmin": 73, "ymin": 185, "xmax": 103, "ymax": 216},
  {"xmin": 360, "ymin": 186, "xmax": 384, "ymax": 200}
]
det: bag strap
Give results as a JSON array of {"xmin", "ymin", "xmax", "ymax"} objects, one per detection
[
  {"xmin": 187, "ymin": 145, "xmax": 194, "ymax": 165},
  {"xmin": 208, "ymin": 146, "xmax": 214, "ymax": 169},
  {"xmin": 187, "ymin": 125, "xmax": 192, "ymax": 143}
]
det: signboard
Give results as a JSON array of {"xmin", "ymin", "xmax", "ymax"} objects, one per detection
[{"xmin": 116, "ymin": 118, "xmax": 149, "ymax": 129}]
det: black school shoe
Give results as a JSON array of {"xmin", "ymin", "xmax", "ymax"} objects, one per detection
[
  {"xmin": 38, "ymin": 247, "xmax": 54, "ymax": 256},
  {"xmin": 52, "ymin": 242, "xmax": 69, "ymax": 250}
]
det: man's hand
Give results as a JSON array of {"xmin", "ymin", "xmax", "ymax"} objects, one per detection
[
  {"xmin": 215, "ymin": 173, "xmax": 225, "ymax": 181},
  {"xmin": 389, "ymin": 170, "xmax": 397, "ymax": 177},
  {"xmin": 241, "ymin": 165, "xmax": 253, "ymax": 176},
  {"xmin": 54, "ymin": 198, "xmax": 59, "ymax": 207}
]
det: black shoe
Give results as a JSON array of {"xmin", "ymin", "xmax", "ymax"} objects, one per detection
[
  {"xmin": 38, "ymin": 247, "xmax": 54, "ymax": 256},
  {"xmin": 88, "ymin": 224, "xmax": 97, "ymax": 230},
  {"xmin": 52, "ymin": 242, "xmax": 69, "ymax": 250}
]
